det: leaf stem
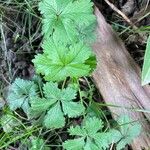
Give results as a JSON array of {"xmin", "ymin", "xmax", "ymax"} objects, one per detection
[
  {"xmin": 77, "ymin": 79, "xmax": 86, "ymax": 118},
  {"xmin": 62, "ymin": 78, "xmax": 67, "ymax": 89}
]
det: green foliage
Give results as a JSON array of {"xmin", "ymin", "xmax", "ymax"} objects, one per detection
[
  {"xmin": 39, "ymin": 0, "xmax": 96, "ymax": 42},
  {"xmin": 142, "ymin": 36, "xmax": 150, "ymax": 85},
  {"xmin": 2, "ymin": 0, "xmax": 142, "ymax": 149},
  {"xmin": 1, "ymin": 114, "xmax": 20, "ymax": 133},
  {"xmin": 30, "ymin": 82, "xmax": 85, "ymax": 129},
  {"xmin": 7, "ymin": 78, "xmax": 38, "ymax": 114},
  {"xmin": 29, "ymin": 137, "xmax": 50, "ymax": 150},
  {"xmin": 63, "ymin": 116, "xmax": 141, "ymax": 150},
  {"xmin": 116, "ymin": 115, "xmax": 141, "ymax": 150},
  {"xmin": 0, "ymin": 97, "xmax": 5, "ymax": 109},
  {"xmin": 34, "ymin": 0, "xmax": 97, "ymax": 82},
  {"xmin": 33, "ymin": 0, "xmax": 97, "ymax": 81},
  {"xmin": 63, "ymin": 117, "xmax": 120, "ymax": 150},
  {"xmin": 33, "ymin": 38, "xmax": 95, "ymax": 81}
]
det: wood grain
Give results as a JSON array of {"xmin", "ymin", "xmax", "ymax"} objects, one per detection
[{"xmin": 92, "ymin": 7, "xmax": 150, "ymax": 150}]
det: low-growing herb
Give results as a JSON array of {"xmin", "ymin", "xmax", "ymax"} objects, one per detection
[{"xmin": 2, "ymin": 0, "xmax": 142, "ymax": 149}]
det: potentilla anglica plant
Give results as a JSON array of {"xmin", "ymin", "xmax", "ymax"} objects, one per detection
[{"xmin": 5, "ymin": 0, "xmax": 141, "ymax": 149}]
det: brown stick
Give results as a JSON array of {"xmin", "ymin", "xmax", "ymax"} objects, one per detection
[
  {"xmin": 103, "ymin": 0, "xmax": 137, "ymax": 29},
  {"xmin": 92, "ymin": 7, "xmax": 150, "ymax": 149}
]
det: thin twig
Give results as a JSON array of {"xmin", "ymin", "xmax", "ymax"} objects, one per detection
[
  {"xmin": 103, "ymin": 0, "xmax": 138, "ymax": 30},
  {"xmin": 144, "ymin": 0, "xmax": 150, "ymax": 11},
  {"xmin": 1, "ymin": 73, "xmax": 11, "ymax": 85}
]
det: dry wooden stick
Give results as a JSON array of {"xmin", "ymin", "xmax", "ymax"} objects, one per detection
[
  {"xmin": 92, "ymin": 7, "xmax": 150, "ymax": 149},
  {"xmin": 103, "ymin": 0, "xmax": 138, "ymax": 29}
]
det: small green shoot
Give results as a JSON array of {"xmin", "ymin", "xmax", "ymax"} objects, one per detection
[{"xmin": 142, "ymin": 36, "xmax": 150, "ymax": 85}]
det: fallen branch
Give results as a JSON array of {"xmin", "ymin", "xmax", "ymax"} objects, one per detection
[{"xmin": 92, "ymin": 7, "xmax": 150, "ymax": 149}]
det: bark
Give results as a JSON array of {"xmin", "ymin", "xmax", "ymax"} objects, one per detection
[{"xmin": 92, "ymin": 7, "xmax": 150, "ymax": 150}]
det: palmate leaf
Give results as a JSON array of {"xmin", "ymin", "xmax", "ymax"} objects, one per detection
[
  {"xmin": 62, "ymin": 101, "xmax": 85, "ymax": 118},
  {"xmin": 142, "ymin": 36, "xmax": 150, "ymax": 85},
  {"xmin": 61, "ymin": 86, "xmax": 85, "ymax": 117},
  {"xmin": 63, "ymin": 138, "xmax": 85, "ymax": 150},
  {"xmin": 39, "ymin": 0, "xmax": 96, "ymax": 42},
  {"xmin": 33, "ymin": 38, "xmax": 95, "ymax": 81},
  {"xmin": 63, "ymin": 117, "xmax": 119, "ymax": 150},
  {"xmin": 94, "ymin": 132, "xmax": 121, "ymax": 150},
  {"xmin": 44, "ymin": 102, "xmax": 65, "ymax": 128},
  {"xmin": 77, "ymin": 22, "xmax": 97, "ymax": 43},
  {"xmin": 63, "ymin": 116, "xmax": 141, "ymax": 150},
  {"xmin": 30, "ymin": 137, "xmax": 50, "ymax": 150},
  {"xmin": 30, "ymin": 82, "xmax": 85, "ymax": 129},
  {"xmin": 29, "ymin": 97, "xmax": 56, "ymax": 118},
  {"xmin": 83, "ymin": 117, "xmax": 104, "ymax": 136},
  {"xmin": 84, "ymin": 137, "xmax": 99, "ymax": 150},
  {"xmin": 7, "ymin": 78, "xmax": 38, "ymax": 114},
  {"xmin": 116, "ymin": 115, "xmax": 141, "ymax": 150},
  {"xmin": 69, "ymin": 125, "xmax": 86, "ymax": 136}
]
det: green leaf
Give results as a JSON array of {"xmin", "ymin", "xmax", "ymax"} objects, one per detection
[
  {"xmin": 30, "ymin": 82, "xmax": 84, "ymax": 129},
  {"xmin": 116, "ymin": 115, "xmax": 141, "ymax": 150},
  {"xmin": 116, "ymin": 138, "xmax": 130, "ymax": 150},
  {"xmin": 107, "ymin": 129, "xmax": 122, "ymax": 144},
  {"xmin": 60, "ymin": 86, "xmax": 85, "ymax": 118},
  {"xmin": 142, "ymin": 36, "xmax": 150, "ymax": 85},
  {"xmin": 62, "ymin": 101, "xmax": 85, "ymax": 118},
  {"xmin": 94, "ymin": 132, "xmax": 116, "ymax": 149},
  {"xmin": 64, "ymin": 117, "xmax": 118, "ymax": 150},
  {"xmin": 44, "ymin": 102, "xmax": 65, "ymax": 128},
  {"xmin": 33, "ymin": 39, "xmax": 94, "ymax": 81},
  {"xmin": 85, "ymin": 54, "xmax": 97, "ymax": 72},
  {"xmin": 83, "ymin": 117, "xmax": 103, "ymax": 137},
  {"xmin": 30, "ymin": 97, "xmax": 56, "ymax": 114},
  {"xmin": 61, "ymin": 87, "xmax": 77, "ymax": 101},
  {"xmin": 32, "ymin": 75, "xmax": 43, "ymax": 85},
  {"xmin": 63, "ymin": 137, "xmax": 85, "ymax": 150},
  {"xmin": 64, "ymin": 116, "xmax": 140, "ymax": 150},
  {"xmin": 0, "ymin": 97, "xmax": 5, "ymax": 109},
  {"xmin": 43, "ymin": 82, "xmax": 61, "ymax": 99},
  {"xmin": 29, "ymin": 82, "xmax": 59, "ymax": 119},
  {"xmin": 94, "ymin": 129, "xmax": 122, "ymax": 149},
  {"xmin": 1, "ymin": 114, "xmax": 20, "ymax": 133},
  {"xmin": 84, "ymin": 137, "xmax": 99, "ymax": 150},
  {"xmin": 30, "ymin": 137, "xmax": 50, "ymax": 150},
  {"xmin": 39, "ymin": 0, "xmax": 96, "ymax": 42},
  {"xmin": 7, "ymin": 78, "xmax": 38, "ymax": 114},
  {"xmin": 69, "ymin": 125, "xmax": 86, "ymax": 136},
  {"xmin": 77, "ymin": 22, "xmax": 97, "ymax": 43},
  {"xmin": 118, "ymin": 115, "xmax": 141, "ymax": 137}
]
